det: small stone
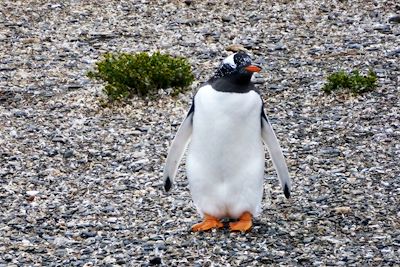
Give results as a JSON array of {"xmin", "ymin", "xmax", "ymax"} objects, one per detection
[
  {"xmin": 52, "ymin": 135, "xmax": 66, "ymax": 143},
  {"xmin": 274, "ymin": 43, "xmax": 287, "ymax": 51},
  {"xmin": 366, "ymin": 45, "xmax": 381, "ymax": 51},
  {"xmin": 132, "ymin": 151, "xmax": 146, "ymax": 158},
  {"xmin": 53, "ymin": 237, "xmax": 70, "ymax": 247},
  {"xmin": 22, "ymin": 38, "xmax": 40, "ymax": 44},
  {"xmin": 156, "ymin": 243, "xmax": 166, "ymax": 250},
  {"xmin": 103, "ymin": 256, "xmax": 116, "ymax": 264},
  {"xmin": 334, "ymin": 207, "xmax": 351, "ymax": 214},
  {"xmin": 26, "ymin": 195, "xmax": 35, "ymax": 202},
  {"xmin": 251, "ymin": 73, "xmax": 265, "ymax": 84},
  {"xmin": 149, "ymin": 257, "xmax": 162, "ymax": 265},
  {"xmin": 225, "ymin": 44, "xmax": 246, "ymax": 52},
  {"xmin": 63, "ymin": 150, "xmax": 74, "ymax": 158},
  {"xmin": 373, "ymin": 24, "xmax": 391, "ymax": 33},
  {"xmin": 14, "ymin": 110, "xmax": 27, "ymax": 117},
  {"xmin": 50, "ymin": 4, "xmax": 62, "ymax": 9},
  {"xmin": 304, "ymin": 237, "xmax": 314, "ymax": 243},
  {"xmin": 26, "ymin": 190, "xmax": 40, "ymax": 196},
  {"xmin": 67, "ymin": 83, "xmax": 83, "ymax": 89},
  {"xmin": 21, "ymin": 239, "xmax": 32, "ymax": 247},
  {"xmin": 267, "ymin": 84, "xmax": 284, "ymax": 92},
  {"xmin": 388, "ymin": 15, "xmax": 400, "ymax": 23},
  {"xmin": 80, "ymin": 231, "xmax": 97, "ymax": 238},
  {"xmin": 348, "ymin": 44, "xmax": 362, "ymax": 49},
  {"xmin": 47, "ymin": 149, "xmax": 58, "ymax": 157},
  {"xmin": 387, "ymin": 48, "xmax": 400, "ymax": 56},
  {"xmin": 177, "ymin": 18, "xmax": 198, "ymax": 26},
  {"xmin": 222, "ymin": 15, "xmax": 234, "ymax": 23},
  {"xmin": 320, "ymin": 147, "xmax": 340, "ymax": 157},
  {"xmin": 3, "ymin": 254, "xmax": 13, "ymax": 262},
  {"xmin": 88, "ymin": 31, "xmax": 116, "ymax": 40},
  {"xmin": 316, "ymin": 195, "xmax": 328, "ymax": 203},
  {"xmin": 10, "ymin": 130, "xmax": 18, "ymax": 137}
]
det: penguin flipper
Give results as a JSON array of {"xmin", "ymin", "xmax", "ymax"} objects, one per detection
[
  {"xmin": 163, "ymin": 106, "xmax": 194, "ymax": 192},
  {"xmin": 261, "ymin": 109, "xmax": 291, "ymax": 198}
]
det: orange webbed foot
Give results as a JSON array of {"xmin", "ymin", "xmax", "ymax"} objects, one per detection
[
  {"xmin": 191, "ymin": 214, "xmax": 224, "ymax": 232},
  {"xmin": 229, "ymin": 212, "xmax": 252, "ymax": 232}
]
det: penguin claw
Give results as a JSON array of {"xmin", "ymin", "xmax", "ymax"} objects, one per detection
[
  {"xmin": 192, "ymin": 221, "xmax": 224, "ymax": 232},
  {"xmin": 229, "ymin": 221, "xmax": 252, "ymax": 232},
  {"xmin": 191, "ymin": 214, "xmax": 224, "ymax": 232},
  {"xmin": 229, "ymin": 212, "xmax": 252, "ymax": 232}
]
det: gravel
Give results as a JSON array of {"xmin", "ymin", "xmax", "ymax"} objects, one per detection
[{"xmin": 1, "ymin": 0, "xmax": 399, "ymax": 266}]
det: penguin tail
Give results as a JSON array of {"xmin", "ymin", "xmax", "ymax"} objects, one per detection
[{"xmin": 164, "ymin": 175, "xmax": 173, "ymax": 192}]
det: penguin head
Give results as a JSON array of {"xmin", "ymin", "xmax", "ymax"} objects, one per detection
[{"xmin": 213, "ymin": 52, "xmax": 261, "ymax": 84}]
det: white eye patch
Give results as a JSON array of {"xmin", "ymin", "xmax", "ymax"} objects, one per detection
[{"xmin": 222, "ymin": 54, "xmax": 236, "ymax": 69}]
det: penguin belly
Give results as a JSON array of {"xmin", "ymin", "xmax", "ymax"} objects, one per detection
[{"xmin": 186, "ymin": 85, "xmax": 265, "ymax": 219}]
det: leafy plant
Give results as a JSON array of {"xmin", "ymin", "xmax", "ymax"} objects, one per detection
[
  {"xmin": 322, "ymin": 69, "xmax": 378, "ymax": 95},
  {"xmin": 87, "ymin": 52, "xmax": 195, "ymax": 100}
]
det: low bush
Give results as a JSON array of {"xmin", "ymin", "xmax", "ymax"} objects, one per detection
[
  {"xmin": 87, "ymin": 52, "xmax": 195, "ymax": 100},
  {"xmin": 322, "ymin": 69, "xmax": 377, "ymax": 95}
]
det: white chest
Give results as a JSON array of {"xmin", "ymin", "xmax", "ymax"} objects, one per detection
[
  {"xmin": 188, "ymin": 84, "xmax": 264, "ymax": 175},
  {"xmin": 192, "ymin": 84, "xmax": 262, "ymax": 137}
]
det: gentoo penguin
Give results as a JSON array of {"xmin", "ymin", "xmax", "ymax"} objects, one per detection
[{"xmin": 163, "ymin": 52, "xmax": 291, "ymax": 232}]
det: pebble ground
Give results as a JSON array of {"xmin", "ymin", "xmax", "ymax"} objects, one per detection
[{"xmin": 0, "ymin": 0, "xmax": 399, "ymax": 266}]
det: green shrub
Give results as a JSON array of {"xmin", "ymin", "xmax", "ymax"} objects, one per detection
[
  {"xmin": 87, "ymin": 52, "xmax": 195, "ymax": 100},
  {"xmin": 322, "ymin": 69, "xmax": 377, "ymax": 95}
]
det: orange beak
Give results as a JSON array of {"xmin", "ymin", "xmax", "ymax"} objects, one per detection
[{"xmin": 245, "ymin": 65, "xmax": 262, "ymax": 73}]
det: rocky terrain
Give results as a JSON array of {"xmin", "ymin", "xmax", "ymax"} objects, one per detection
[{"xmin": 0, "ymin": 0, "xmax": 399, "ymax": 266}]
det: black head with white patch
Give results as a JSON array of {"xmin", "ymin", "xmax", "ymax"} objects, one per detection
[{"xmin": 211, "ymin": 52, "xmax": 261, "ymax": 86}]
